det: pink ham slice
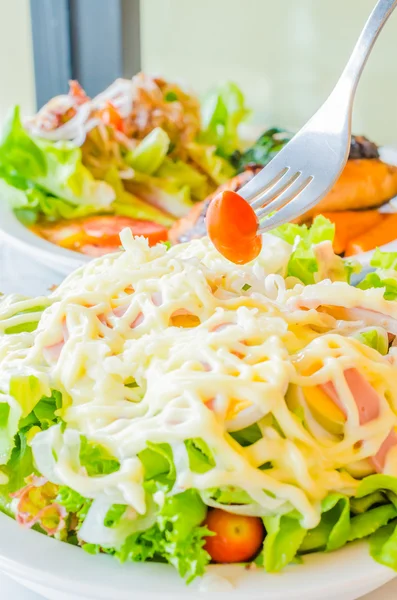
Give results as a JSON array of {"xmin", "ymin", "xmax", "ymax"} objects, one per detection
[
  {"xmin": 321, "ymin": 368, "xmax": 380, "ymax": 425},
  {"xmin": 372, "ymin": 429, "xmax": 397, "ymax": 472},
  {"xmin": 321, "ymin": 368, "xmax": 397, "ymax": 473}
]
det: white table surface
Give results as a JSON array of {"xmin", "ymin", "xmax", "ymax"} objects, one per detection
[{"xmin": 2, "ymin": 236, "xmax": 397, "ymax": 600}]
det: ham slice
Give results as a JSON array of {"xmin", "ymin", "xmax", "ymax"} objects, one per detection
[
  {"xmin": 321, "ymin": 368, "xmax": 397, "ymax": 473},
  {"xmin": 371, "ymin": 429, "xmax": 397, "ymax": 473},
  {"xmin": 321, "ymin": 368, "xmax": 380, "ymax": 425}
]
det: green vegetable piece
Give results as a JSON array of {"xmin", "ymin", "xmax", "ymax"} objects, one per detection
[
  {"xmin": 371, "ymin": 248, "xmax": 397, "ymax": 270},
  {"xmin": 354, "ymin": 328, "xmax": 389, "ymax": 355},
  {"xmin": 370, "ymin": 521, "xmax": 397, "ymax": 571},
  {"xmin": 358, "ymin": 272, "xmax": 397, "ymax": 301},
  {"xmin": 356, "ymin": 475, "xmax": 397, "ymax": 499},
  {"xmin": 230, "ymin": 423, "xmax": 262, "ymax": 447},
  {"xmin": 79, "ymin": 436, "xmax": 120, "ymax": 477},
  {"xmin": 9, "ymin": 374, "xmax": 50, "ymax": 418},
  {"xmin": 185, "ymin": 438, "xmax": 215, "ymax": 474},
  {"xmin": 242, "ymin": 283, "xmax": 252, "ymax": 291},
  {"xmin": 104, "ymin": 504, "xmax": 127, "ymax": 528},
  {"xmin": 300, "ymin": 494, "xmax": 350, "ymax": 554},
  {"xmin": 262, "ymin": 514, "xmax": 307, "ymax": 572},
  {"xmin": 138, "ymin": 442, "xmax": 175, "ymax": 489},
  {"xmin": 350, "ymin": 491, "xmax": 387, "ymax": 515},
  {"xmin": 164, "ymin": 91, "xmax": 178, "ymax": 102},
  {"xmin": 126, "ymin": 128, "xmax": 170, "ymax": 175},
  {"xmin": 349, "ymin": 504, "xmax": 397, "ymax": 542}
]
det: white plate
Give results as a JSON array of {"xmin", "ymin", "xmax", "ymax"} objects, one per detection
[
  {"xmin": 1, "ymin": 146, "xmax": 397, "ymax": 277},
  {"xmin": 0, "ymin": 512, "xmax": 394, "ymax": 600}
]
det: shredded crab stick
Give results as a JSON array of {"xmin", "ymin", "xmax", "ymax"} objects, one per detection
[{"xmin": 206, "ymin": 190, "xmax": 262, "ymax": 264}]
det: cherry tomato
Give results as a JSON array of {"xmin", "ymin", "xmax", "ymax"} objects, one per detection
[
  {"xmin": 97, "ymin": 102, "xmax": 124, "ymax": 132},
  {"xmin": 206, "ymin": 190, "xmax": 262, "ymax": 264},
  {"xmin": 204, "ymin": 509, "xmax": 264, "ymax": 563}
]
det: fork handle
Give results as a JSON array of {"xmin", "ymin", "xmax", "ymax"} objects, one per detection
[{"xmin": 336, "ymin": 0, "xmax": 397, "ymax": 100}]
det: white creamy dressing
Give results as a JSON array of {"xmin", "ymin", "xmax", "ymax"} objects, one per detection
[{"xmin": 1, "ymin": 233, "xmax": 397, "ymax": 534}]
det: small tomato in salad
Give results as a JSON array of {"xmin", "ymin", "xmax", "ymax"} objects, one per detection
[{"xmin": 204, "ymin": 509, "xmax": 265, "ymax": 563}]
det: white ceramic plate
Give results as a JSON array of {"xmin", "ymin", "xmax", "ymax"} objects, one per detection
[
  {"xmin": 1, "ymin": 146, "xmax": 397, "ymax": 277},
  {"xmin": 0, "ymin": 511, "xmax": 394, "ymax": 600}
]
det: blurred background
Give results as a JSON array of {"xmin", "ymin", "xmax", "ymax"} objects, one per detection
[{"xmin": 1, "ymin": 0, "xmax": 396, "ymax": 142}]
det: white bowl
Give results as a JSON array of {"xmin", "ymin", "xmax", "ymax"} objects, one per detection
[
  {"xmin": 0, "ymin": 512, "xmax": 394, "ymax": 600},
  {"xmin": 1, "ymin": 146, "xmax": 397, "ymax": 278}
]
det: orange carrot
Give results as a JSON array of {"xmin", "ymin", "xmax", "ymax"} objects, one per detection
[
  {"xmin": 321, "ymin": 211, "xmax": 384, "ymax": 255},
  {"xmin": 345, "ymin": 213, "xmax": 397, "ymax": 256}
]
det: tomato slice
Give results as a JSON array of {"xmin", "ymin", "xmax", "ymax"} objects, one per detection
[
  {"xmin": 204, "ymin": 509, "xmax": 264, "ymax": 563},
  {"xmin": 32, "ymin": 216, "xmax": 168, "ymax": 254},
  {"xmin": 81, "ymin": 216, "xmax": 168, "ymax": 247}
]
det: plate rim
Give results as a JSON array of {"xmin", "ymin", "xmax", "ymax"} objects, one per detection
[{"xmin": 0, "ymin": 511, "xmax": 394, "ymax": 599}]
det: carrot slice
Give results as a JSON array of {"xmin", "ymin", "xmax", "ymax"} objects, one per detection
[
  {"xmin": 321, "ymin": 211, "xmax": 384, "ymax": 255},
  {"xmin": 345, "ymin": 213, "xmax": 397, "ymax": 256}
]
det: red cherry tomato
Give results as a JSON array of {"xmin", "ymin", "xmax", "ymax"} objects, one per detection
[
  {"xmin": 97, "ymin": 102, "xmax": 124, "ymax": 132},
  {"xmin": 206, "ymin": 190, "xmax": 262, "ymax": 264},
  {"xmin": 204, "ymin": 509, "xmax": 265, "ymax": 563}
]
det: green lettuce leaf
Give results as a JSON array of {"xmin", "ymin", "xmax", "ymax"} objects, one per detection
[
  {"xmin": 231, "ymin": 128, "xmax": 292, "ymax": 171},
  {"xmin": 300, "ymin": 494, "xmax": 350, "ymax": 554},
  {"xmin": 105, "ymin": 168, "xmax": 174, "ymax": 226},
  {"xmin": 156, "ymin": 158, "xmax": 209, "ymax": 201},
  {"xmin": 0, "ymin": 400, "xmax": 22, "ymax": 465},
  {"xmin": 185, "ymin": 438, "xmax": 215, "ymax": 474},
  {"xmin": 57, "ymin": 486, "xmax": 92, "ymax": 531},
  {"xmin": 356, "ymin": 475, "xmax": 397, "ymax": 499},
  {"xmin": 125, "ymin": 170, "xmax": 194, "ymax": 218},
  {"xmin": 348, "ymin": 504, "xmax": 397, "ymax": 542},
  {"xmin": 272, "ymin": 216, "xmax": 338, "ymax": 285},
  {"xmin": 357, "ymin": 272, "xmax": 397, "ymax": 301},
  {"xmin": 260, "ymin": 513, "xmax": 306, "ymax": 572},
  {"xmin": 0, "ymin": 106, "xmax": 47, "ymax": 178},
  {"xmin": 370, "ymin": 248, "xmax": 397, "ymax": 270},
  {"xmin": 350, "ymin": 491, "xmax": 388, "ymax": 515},
  {"xmin": 230, "ymin": 423, "xmax": 262, "ymax": 447},
  {"xmin": 104, "ymin": 504, "xmax": 127, "ymax": 528},
  {"xmin": 79, "ymin": 436, "xmax": 120, "ymax": 476},
  {"xmin": 117, "ymin": 489, "xmax": 210, "ymax": 582},
  {"xmin": 186, "ymin": 142, "xmax": 236, "ymax": 186},
  {"xmin": 9, "ymin": 374, "xmax": 50, "ymax": 418},
  {"xmin": 138, "ymin": 442, "xmax": 176, "ymax": 490},
  {"xmin": 200, "ymin": 82, "xmax": 250, "ymax": 155},
  {"xmin": 126, "ymin": 128, "xmax": 170, "ymax": 175},
  {"xmin": 354, "ymin": 328, "xmax": 389, "ymax": 355},
  {"xmin": 209, "ymin": 487, "xmax": 253, "ymax": 505},
  {"xmin": 370, "ymin": 521, "xmax": 397, "ymax": 571}
]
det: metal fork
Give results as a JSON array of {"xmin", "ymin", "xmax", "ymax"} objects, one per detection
[{"xmin": 238, "ymin": 0, "xmax": 397, "ymax": 234}]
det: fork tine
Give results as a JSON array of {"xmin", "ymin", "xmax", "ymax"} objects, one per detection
[
  {"xmin": 257, "ymin": 181, "xmax": 328, "ymax": 234},
  {"xmin": 251, "ymin": 170, "xmax": 302, "ymax": 211},
  {"xmin": 238, "ymin": 154, "xmax": 292, "ymax": 203},
  {"xmin": 256, "ymin": 175, "xmax": 313, "ymax": 220}
]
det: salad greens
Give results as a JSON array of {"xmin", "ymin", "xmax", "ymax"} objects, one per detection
[{"xmin": 0, "ymin": 77, "xmax": 248, "ymax": 238}]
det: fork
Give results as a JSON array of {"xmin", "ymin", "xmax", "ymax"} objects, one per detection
[{"xmin": 238, "ymin": 0, "xmax": 397, "ymax": 234}]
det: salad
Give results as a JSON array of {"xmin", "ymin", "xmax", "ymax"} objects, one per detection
[
  {"xmin": 0, "ymin": 74, "xmax": 248, "ymax": 256},
  {"xmin": 3, "ymin": 219, "xmax": 397, "ymax": 582}
]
